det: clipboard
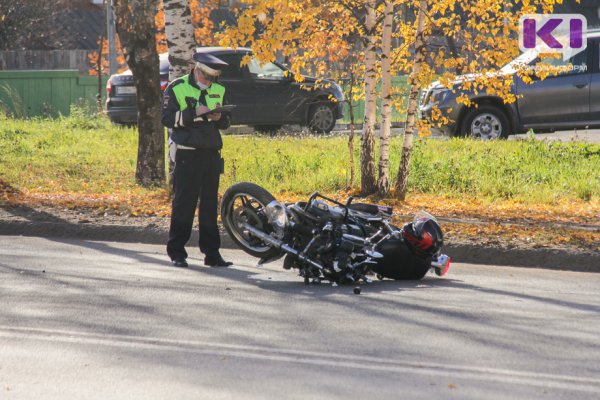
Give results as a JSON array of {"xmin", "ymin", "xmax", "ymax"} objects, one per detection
[{"xmin": 197, "ymin": 104, "xmax": 237, "ymax": 116}]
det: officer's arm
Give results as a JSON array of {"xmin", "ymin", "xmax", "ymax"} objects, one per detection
[
  {"xmin": 215, "ymin": 93, "xmax": 231, "ymax": 130},
  {"xmin": 161, "ymin": 85, "xmax": 181, "ymax": 128}
]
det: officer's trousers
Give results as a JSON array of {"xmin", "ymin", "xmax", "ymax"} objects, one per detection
[{"xmin": 167, "ymin": 148, "xmax": 221, "ymax": 260}]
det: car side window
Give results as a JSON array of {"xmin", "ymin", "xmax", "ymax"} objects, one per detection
[
  {"xmin": 534, "ymin": 48, "xmax": 589, "ymax": 76},
  {"xmin": 247, "ymin": 59, "xmax": 286, "ymax": 80},
  {"xmin": 216, "ymin": 54, "xmax": 244, "ymax": 80}
]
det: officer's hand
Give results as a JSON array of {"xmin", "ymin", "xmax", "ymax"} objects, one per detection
[
  {"xmin": 207, "ymin": 112, "xmax": 221, "ymax": 122},
  {"xmin": 196, "ymin": 105, "xmax": 211, "ymax": 116}
]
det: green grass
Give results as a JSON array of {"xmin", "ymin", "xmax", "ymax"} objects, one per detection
[
  {"xmin": 1, "ymin": 112, "xmax": 598, "ymax": 204},
  {"xmin": 0, "ymin": 111, "xmax": 141, "ymax": 194},
  {"xmin": 407, "ymin": 139, "xmax": 600, "ymax": 202}
]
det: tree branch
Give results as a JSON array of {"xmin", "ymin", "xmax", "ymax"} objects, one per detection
[{"xmin": 338, "ymin": 0, "xmax": 368, "ymax": 33}]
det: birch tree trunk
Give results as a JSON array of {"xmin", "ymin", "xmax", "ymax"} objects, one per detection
[
  {"xmin": 164, "ymin": 0, "xmax": 196, "ymax": 190},
  {"xmin": 164, "ymin": 0, "xmax": 196, "ymax": 81},
  {"xmin": 376, "ymin": 0, "xmax": 394, "ymax": 197},
  {"xmin": 360, "ymin": 0, "xmax": 378, "ymax": 196},
  {"xmin": 347, "ymin": 94, "xmax": 356, "ymax": 190},
  {"xmin": 394, "ymin": 0, "xmax": 428, "ymax": 200}
]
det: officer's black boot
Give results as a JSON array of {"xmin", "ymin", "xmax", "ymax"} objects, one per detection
[{"xmin": 204, "ymin": 252, "xmax": 233, "ymax": 267}]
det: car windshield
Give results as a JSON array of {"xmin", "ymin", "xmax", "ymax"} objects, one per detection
[{"xmin": 248, "ymin": 59, "xmax": 287, "ymax": 80}]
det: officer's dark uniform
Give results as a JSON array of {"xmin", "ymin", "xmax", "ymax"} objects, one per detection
[{"xmin": 161, "ymin": 54, "xmax": 231, "ymax": 267}]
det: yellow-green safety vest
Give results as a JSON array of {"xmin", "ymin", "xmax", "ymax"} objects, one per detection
[{"xmin": 171, "ymin": 74, "xmax": 225, "ymax": 112}]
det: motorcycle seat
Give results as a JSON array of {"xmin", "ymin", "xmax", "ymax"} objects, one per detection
[{"xmin": 348, "ymin": 203, "xmax": 393, "ymax": 217}]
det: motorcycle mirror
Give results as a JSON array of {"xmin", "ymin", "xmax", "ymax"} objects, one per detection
[{"xmin": 346, "ymin": 196, "xmax": 354, "ymax": 206}]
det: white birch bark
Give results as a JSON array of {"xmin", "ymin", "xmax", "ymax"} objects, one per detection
[
  {"xmin": 376, "ymin": 0, "xmax": 394, "ymax": 197},
  {"xmin": 164, "ymin": 0, "xmax": 196, "ymax": 81},
  {"xmin": 395, "ymin": 0, "xmax": 428, "ymax": 200},
  {"xmin": 360, "ymin": 0, "xmax": 378, "ymax": 195}
]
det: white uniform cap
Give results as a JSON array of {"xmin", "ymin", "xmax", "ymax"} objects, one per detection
[{"xmin": 196, "ymin": 62, "xmax": 221, "ymax": 77}]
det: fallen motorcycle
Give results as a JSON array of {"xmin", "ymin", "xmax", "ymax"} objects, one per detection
[{"xmin": 221, "ymin": 182, "xmax": 451, "ymax": 293}]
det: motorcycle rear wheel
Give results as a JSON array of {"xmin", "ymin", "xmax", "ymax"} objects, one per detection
[{"xmin": 221, "ymin": 182, "xmax": 282, "ymax": 259}]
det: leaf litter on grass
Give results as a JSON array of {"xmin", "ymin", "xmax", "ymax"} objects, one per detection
[{"xmin": 2, "ymin": 184, "xmax": 597, "ymax": 252}]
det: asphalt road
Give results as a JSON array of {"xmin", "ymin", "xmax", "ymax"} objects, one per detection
[
  {"xmin": 510, "ymin": 128, "xmax": 600, "ymax": 143},
  {"xmin": 1, "ymin": 236, "xmax": 599, "ymax": 399}
]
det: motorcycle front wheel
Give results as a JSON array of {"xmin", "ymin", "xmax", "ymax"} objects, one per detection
[{"xmin": 221, "ymin": 182, "xmax": 282, "ymax": 259}]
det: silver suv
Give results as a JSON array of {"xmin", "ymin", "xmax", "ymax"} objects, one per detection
[{"xmin": 420, "ymin": 29, "xmax": 600, "ymax": 139}]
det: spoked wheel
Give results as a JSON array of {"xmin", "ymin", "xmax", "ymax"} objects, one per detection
[{"xmin": 221, "ymin": 182, "xmax": 281, "ymax": 259}]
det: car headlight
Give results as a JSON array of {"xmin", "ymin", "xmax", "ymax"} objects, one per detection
[
  {"xmin": 326, "ymin": 81, "xmax": 344, "ymax": 102},
  {"xmin": 430, "ymin": 88, "xmax": 449, "ymax": 105},
  {"xmin": 335, "ymin": 82, "xmax": 345, "ymax": 101},
  {"xmin": 265, "ymin": 200, "xmax": 289, "ymax": 239}
]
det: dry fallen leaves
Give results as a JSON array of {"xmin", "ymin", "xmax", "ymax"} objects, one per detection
[{"xmin": 1, "ymin": 180, "xmax": 598, "ymax": 251}]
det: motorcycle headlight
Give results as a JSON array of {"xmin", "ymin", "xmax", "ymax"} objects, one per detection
[{"xmin": 266, "ymin": 200, "xmax": 289, "ymax": 239}]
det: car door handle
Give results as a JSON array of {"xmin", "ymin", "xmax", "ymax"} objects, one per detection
[{"xmin": 573, "ymin": 83, "xmax": 588, "ymax": 89}]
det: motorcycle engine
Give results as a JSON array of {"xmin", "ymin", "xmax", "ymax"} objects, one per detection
[{"xmin": 287, "ymin": 201, "xmax": 373, "ymax": 283}]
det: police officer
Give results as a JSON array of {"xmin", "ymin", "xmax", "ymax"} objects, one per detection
[{"xmin": 162, "ymin": 52, "xmax": 233, "ymax": 268}]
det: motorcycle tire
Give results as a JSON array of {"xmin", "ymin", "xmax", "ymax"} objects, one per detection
[{"xmin": 221, "ymin": 182, "xmax": 282, "ymax": 259}]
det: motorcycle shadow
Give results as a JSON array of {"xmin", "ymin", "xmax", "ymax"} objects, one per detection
[
  {"xmin": 190, "ymin": 261, "xmax": 459, "ymax": 296},
  {"xmin": 253, "ymin": 275, "xmax": 463, "ymax": 297}
]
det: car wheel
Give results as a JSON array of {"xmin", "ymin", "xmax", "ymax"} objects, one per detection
[
  {"xmin": 111, "ymin": 122, "xmax": 137, "ymax": 128},
  {"xmin": 460, "ymin": 105, "xmax": 509, "ymax": 140},
  {"xmin": 308, "ymin": 102, "xmax": 336, "ymax": 134},
  {"xmin": 254, "ymin": 125, "xmax": 282, "ymax": 135}
]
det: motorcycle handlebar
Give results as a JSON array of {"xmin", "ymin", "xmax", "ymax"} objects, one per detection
[{"xmin": 305, "ymin": 192, "xmax": 350, "ymax": 220}]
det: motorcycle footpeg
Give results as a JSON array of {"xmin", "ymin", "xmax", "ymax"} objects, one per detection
[{"xmin": 341, "ymin": 273, "xmax": 355, "ymax": 284}]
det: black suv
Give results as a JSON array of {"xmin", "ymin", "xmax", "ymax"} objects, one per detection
[{"xmin": 106, "ymin": 47, "xmax": 344, "ymax": 133}]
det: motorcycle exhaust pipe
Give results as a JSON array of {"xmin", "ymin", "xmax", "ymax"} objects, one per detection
[{"xmin": 242, "ymin": 223, "xmax": 325, "ymax": 272}]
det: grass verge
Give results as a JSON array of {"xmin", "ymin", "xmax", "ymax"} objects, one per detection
[
  {"xmin": 0, "ymin": 113, "xmax": 598, "ymax": 251},
  {"xmin": 1, "ymin": 113, "xmax": 598, "ymax": 203}
]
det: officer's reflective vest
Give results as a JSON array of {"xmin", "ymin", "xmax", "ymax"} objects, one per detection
[{"xmin": 172, "ymin": 74, "xmax": 225, "ymax": 112}]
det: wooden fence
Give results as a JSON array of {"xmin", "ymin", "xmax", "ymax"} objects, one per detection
[{"xmin": 0, "ymin": 50, "xmax": 93, "ymax": 74}]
